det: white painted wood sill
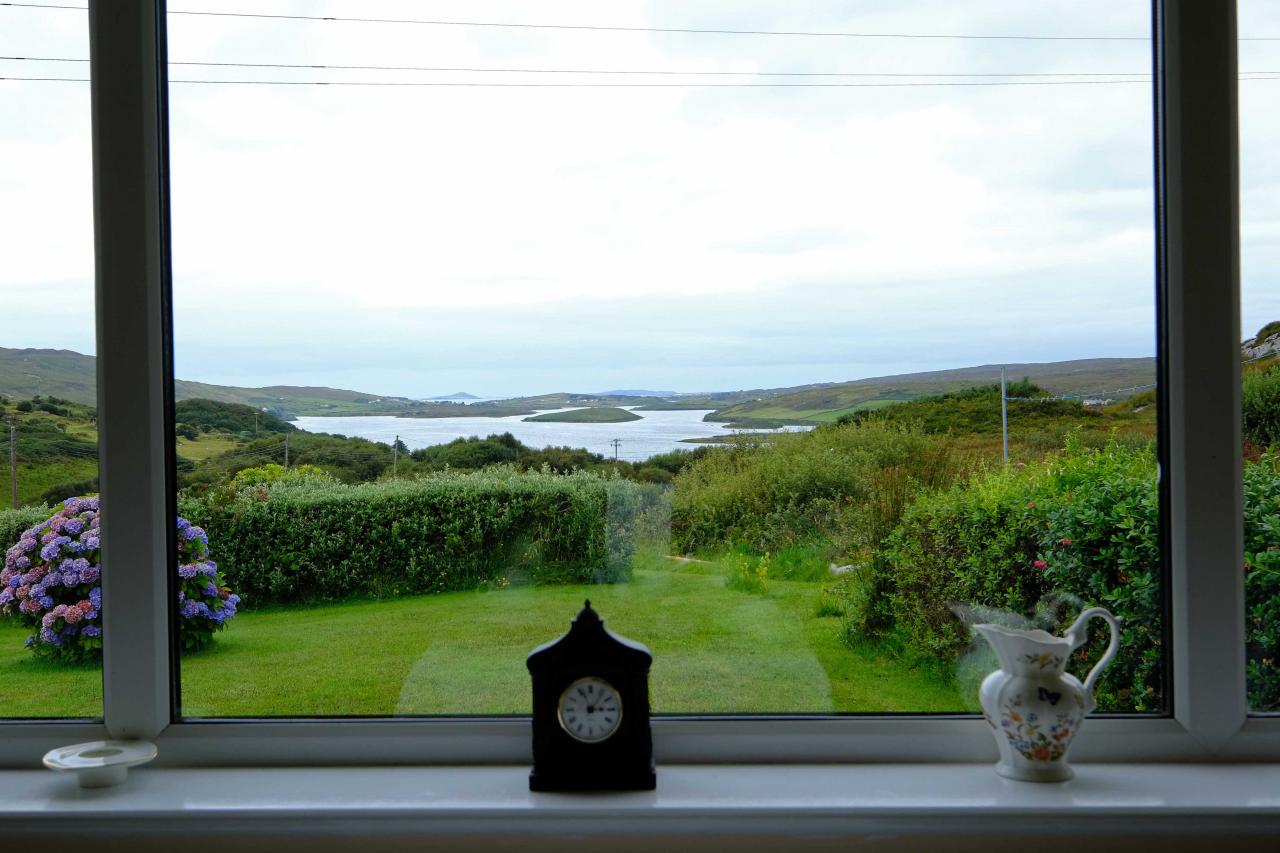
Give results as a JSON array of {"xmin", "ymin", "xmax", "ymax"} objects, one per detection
[{"xmin": 2, "ymin": 763, "xmax": 1279, "ymax": 851}]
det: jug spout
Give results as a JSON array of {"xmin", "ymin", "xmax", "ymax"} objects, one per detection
[{"xmin": 974, "ymin": 623, "xmax": 1072, "ymax": 677}]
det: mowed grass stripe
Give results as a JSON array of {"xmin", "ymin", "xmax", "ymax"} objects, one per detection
[{"xmin": 0, "ymin": 565, "xmax": 963, "ymax": 718}]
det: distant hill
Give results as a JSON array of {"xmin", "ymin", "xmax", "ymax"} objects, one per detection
[
  {"xmin": 709, "ymin": 358, "xmax": 1159, "ymax": 427},
  {"xmin": 0, "ymin": 347, "xmax": 410, "ymax": 418},
  {"xmin": 423, "ymin": 392, "xmax": 480, "ymax": 401},
  {"xmin": 596, "ymin": 389, "xmax": 673, "ymax": 398},
  {"xmin": 0, "ymin": 348, "xmax": 98, "ymax": 405}
]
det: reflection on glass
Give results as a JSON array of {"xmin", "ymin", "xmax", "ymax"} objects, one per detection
[
  {"xmin": 166, "ymin": 1, "xmax": 1162, "ymax": 717},
  {"xmin": 0, "ymin": 4, "xmax": 102, "ymax": 718},
  {"xmin": 1240, "ymin": 1, "xmax": 1280, "ymax": 714}
]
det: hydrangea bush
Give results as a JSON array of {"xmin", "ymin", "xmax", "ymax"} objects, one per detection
[{"xmin": 0, "ymin": 497, "xmax": 239, "ymax": 662}]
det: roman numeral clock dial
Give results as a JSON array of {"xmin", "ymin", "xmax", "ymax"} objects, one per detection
[{"xmin": 558, "ymin": 677, "xmax": 622, "ymax": 742}]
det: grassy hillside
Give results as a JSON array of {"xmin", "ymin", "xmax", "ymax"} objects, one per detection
[
  {"xmin": 710, "ymin": 357, "xmax": 1156, "ymax": 427},
  {"xmin": 523, "ymin": 407, "xmax": 642, "ymax": 423},
  {"xmin": 0, "ymin": 396, "xmax": 100, "ymax": 508},
  {"xmin": 0, "ymin": 349, "xmax": 97, "ymax": 405},
  {"xmin": 0, "ymin": 347, "xmax": 412, "ymax": 418},
  {"xmin": 844, "ymin": 382, "xmax": 1157, "ymax": 459},
  {"xmin": 175, "ymin": 399, "xmax": 296, "ymax": 435}
]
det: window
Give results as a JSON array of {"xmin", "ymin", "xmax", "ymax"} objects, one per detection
[
  {"xmin": 0, "ymin": 3, "xmax": 102, "ymax": 720},
  {"xmin": 0, "ymin": 0, "xmax": 1273, "ymax": 770},
  {"xmin": 159, "ymin": 0, "xmax": 1166, "ymax": 720}
]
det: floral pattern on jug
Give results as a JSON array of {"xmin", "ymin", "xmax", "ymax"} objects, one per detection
[{"xmin": 976, "ymin": 607, "xmax": 1120, "ymax": 782}]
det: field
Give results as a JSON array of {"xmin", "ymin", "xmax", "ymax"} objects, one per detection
[
  {"xmin": 523, "ymin": 407, "xmax": 642, "ymax": 424},
  {"xmin": 0, "ymin": 552, "xmax": 961, "ymax": 718},
  {"xmin": 174, "ymin": 433, "xmax": 242, "ymax": 461}
]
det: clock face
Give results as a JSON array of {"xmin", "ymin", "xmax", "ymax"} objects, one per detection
[{"xmin": 557, "ymin": 676, "xmax": 623, "ymax": 743}]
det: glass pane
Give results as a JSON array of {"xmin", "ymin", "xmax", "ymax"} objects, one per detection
[
  {"xmin": 1240, "ymin": 0, "xmax": 1280, "ymax": 714},
  {"xmin": 168, "ymin": 1, "xmax": 1163, "ymax": 716},
  {"xmin": 0, "ymin": 4, "xmax": 103, "ymax": 718}
]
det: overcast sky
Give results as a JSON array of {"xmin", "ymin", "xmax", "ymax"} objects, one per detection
[{"xmin": 2, "ymin": 1, "xmax": 1277, "ymax": 398}]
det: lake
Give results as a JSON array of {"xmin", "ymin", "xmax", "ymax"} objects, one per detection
[{"xmin": 292, "ymin": 409, "xmax": 803, "ymax": 462}]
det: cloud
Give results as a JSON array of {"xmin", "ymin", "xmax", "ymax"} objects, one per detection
[{"xmin": 3, "ymin": 0, "xmax": 1277, "ymax": 393}]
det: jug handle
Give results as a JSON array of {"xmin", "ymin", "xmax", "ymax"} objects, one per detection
[{"xmin": 1064, "ymin": 607, "xmax": 1121, "ymax": 708}]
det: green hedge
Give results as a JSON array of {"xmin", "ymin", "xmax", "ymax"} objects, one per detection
[
  {"xmin": 877, "ymin": 440, "xmax": 1280, "ymax": 713},
  {"xmin": 180, "ymin": 469, "xmax": 654, "ymax": 605},
  {"xmin": 1245, "ymin": 454, "xmax": 1280, "ymax": 710},
  {"xmin": 0, "ymin": 504, "xmax": 53, "ymax": 548},
  {"xmin": 879, "ymin": 439, "xmax": 1163, "ymax": 712}
]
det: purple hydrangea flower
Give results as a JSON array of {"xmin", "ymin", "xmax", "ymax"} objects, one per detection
[
  {"xmin": 63, "ymin": 519, "xmax": 85, "ymax": 535},
  {"xmin": 39, "ymin": 595, "xmax": 53, "ymax": 608},
  {"xmin": 178, "ymin": 563, "xmax": 198, "ymax": 580},
  {"xmin": 39, "ymin": 544, "xmax": 60, "ymax": 561},
  {"xmin": 82, "ymin": 625, "xmax": 101, "ymax": 637},
  {"xmin": 203, "ymin": 582, "xmax": 218, "ymax": 597},
  {"xmin": 89, "ymin": 587, "xmax": 102, "ymax": 609},
  {"xmin": 80, "ymin": 565, "xmax": 100, "ymax": 584}
]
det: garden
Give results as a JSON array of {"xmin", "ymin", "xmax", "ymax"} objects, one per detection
[{"xmin": 2, "ymin": 362, "xmax": 1278, "ymax": 718}]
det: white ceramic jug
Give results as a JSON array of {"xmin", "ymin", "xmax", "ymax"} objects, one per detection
[{"xmin": 975, "ymin": 607, "xmax": 1120, "ymax": 782}]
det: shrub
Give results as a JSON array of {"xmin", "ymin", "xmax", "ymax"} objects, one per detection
[
  {"xmin": 1243, "ymin": 360, "xmax": 1280, "ymax": 450},
  {"xmin": 0, "ymin": 497, "xmax": 238, "ymax": 662},
  {"xmin": 178, "ymin": 469, "xmax": 649, "ymax": 605},
  {"xmin": 0, "ymin": 506, "xmax": 53, "ymax": 548},
  {"xmin": 671, "ymin": 421, "xmax": 962, "ymax": 555},
  {"xmin": 38, "ymin": 478, "xmax": 99, "ymax": 507},
  {"xmin": 230, "ymin": 463, "xmax": 330, "ymax": 489},
  {"xmin": 879, "ymin": 464, "xmax": 1049, "ymax": 661},
  {"xmin": 1035, "ymin": 440, "xmax": 1162, "ymax": 711},
  {"xmin": 878, "ymin": 438, "xmax": 1165, "ymax": 712},
  {"xmin": 1245, "ymin": 453, "xmax": 1280, "ymax": 710},
  {"xmin": 725, "ymin": 551, "xmax": 769, "ymax": 595}
]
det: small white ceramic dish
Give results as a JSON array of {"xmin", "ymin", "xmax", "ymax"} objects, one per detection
[{"xmin": 43, "ymin": 740, "xmax": 157, "ymax": 788}]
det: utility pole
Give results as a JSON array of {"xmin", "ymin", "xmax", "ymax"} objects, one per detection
[
  {"xmin": 8, "ymin": 422, "xmax": 16, "ymax": 509},
  {"xmin": 254, "ymin": 412, "xmax": 260, "ymax": 436},
  {"xmin": 1000, "ymin": 366, "xmax": 1009, "ymax": 464},
  {"xmin": 392, "ymin": 434, "xmax": 399, "ymax": 478},
  {"xmin": 610, "ymin": 438, "xmax": 622, "ymax": 461},
  {"xmin": 284, "ymin": 434, "xmax": 289, "ymax": 470}
]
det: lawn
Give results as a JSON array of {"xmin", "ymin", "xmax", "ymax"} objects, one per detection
[
  {"xmin": 175, "ymin": 433, "xmax": 242, "ymax": 462},
  {"xmin": 0, "ymin": 554, "xmax": 961, "ymax": 719}
]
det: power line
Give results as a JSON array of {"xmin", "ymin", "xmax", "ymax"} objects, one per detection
[
  {"xmin": 8, "ymin": 2, "xmax": 1279, "ymax": 41},
  {"xmin": 13, "ymin": 75, "xmax": 1280, "ymax": 88},
  {"xmin": 0, "ymin": 56, "xmax": 1185, "ymax": 77},
  {"xmin": 8, "ymin": 56, "xmax": 1280, "ymax": 79}
]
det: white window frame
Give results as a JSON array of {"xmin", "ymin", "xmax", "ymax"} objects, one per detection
[{"xmin": 3, "ymin": 0, "xmax": 1276, "ymax": 770}]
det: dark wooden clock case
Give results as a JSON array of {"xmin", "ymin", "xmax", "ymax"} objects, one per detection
[{"xmin": 527, "ymin": 601, "xmax": 656, "ymax": 792}]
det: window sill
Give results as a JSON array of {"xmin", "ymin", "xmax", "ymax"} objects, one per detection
[{"xmin": 2, "ymin": 763, "xmax": 1279, "ymax": 850}]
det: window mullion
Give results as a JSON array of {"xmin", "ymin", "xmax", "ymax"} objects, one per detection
[
  {"xmin": 1158, "ymin": 0, "xmax": 1246, "ymax": 751},
  {"xmin": 91, "ymin": 0, "xmax": 174, "ymax": 740}
]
